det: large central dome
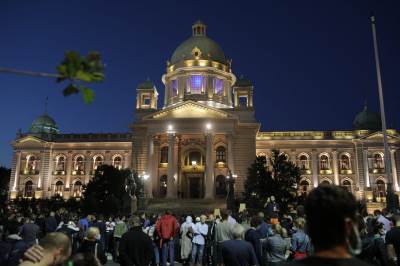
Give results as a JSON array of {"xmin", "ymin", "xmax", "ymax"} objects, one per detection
[{"xmin": 170, "ymin": 21, "xmax": 227, "ymax": 65}]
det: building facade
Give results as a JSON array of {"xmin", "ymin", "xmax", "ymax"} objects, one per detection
[{"xmin": 9, "ymin": 21, "xmax": 400, "ymax": 204}]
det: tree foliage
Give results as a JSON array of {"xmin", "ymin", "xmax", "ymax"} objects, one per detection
[
  {"xmin": 244, "ymin": 150, "xmax": 301, "ymax": 213},
  {"xmin": 82, "ymin": 165, "xmax": 129, "ymax": 215},
  {"xmin": 0, "ymin": 167, "xmax": 11, "ymax": 209}
]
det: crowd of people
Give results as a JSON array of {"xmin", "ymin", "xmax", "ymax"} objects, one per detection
[{"xmin": 1, "ymin": 185, "xmax": 400, "ymax": 266}]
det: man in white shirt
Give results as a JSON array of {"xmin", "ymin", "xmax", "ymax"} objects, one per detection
[
  {"xmin": 374, "ymin": 209, "xmax": 391, "ymax": 232},
  {"xmin": 192, "ymin": 215, "xmax": 209, "ymax": 265}
]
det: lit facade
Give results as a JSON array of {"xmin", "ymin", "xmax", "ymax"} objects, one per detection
[{"xmin": 9, "ymin": 22, "xmax": 400, "ymax": 205}]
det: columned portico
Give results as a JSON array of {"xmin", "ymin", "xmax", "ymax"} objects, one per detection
[
  {"xmin": 167, "ymin": 133, "xmax": 176, "ymax": 198},
  {"xmin": 205, "ymin": 132, "xmax": 214, "ymax": 199},
  {"xmin": 363, "ymin": 150, "xmax": 371, "ymax": 187},
  {"xmin": 332, "ymin": 150, "xmax": 339, "ymax": 185},
  {"xmin": 311, "ymin": 150, "xmax": 318, "ymax": 187}
]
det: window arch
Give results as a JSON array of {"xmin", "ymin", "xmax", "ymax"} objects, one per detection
[
  {"xmin": 24, "ymin": 180, "xmax": 34, "ymax": 197},
  {"xmin": 340, "ymin": 154, "xmax": 351, "ymax": 170},
  {"xmin": 112, "ymin": 155, "xmax": 123, "ymax": 170},
  {"xmin": 160, "ymin": 146, "xmax": 168, "ymax": 164},
  {"xmin": 320, "ymin": 178, "xmax": 332, "ymax": 186},
  {"xmin": 159, "ymin": 175, "xmax": 167, "ymax": 198},
  {"xmin": 299, "ymin": 179, "xmax": 310, "ymax": 197},
  {"xmin": 215, "ymin": 175, "xmax": 227, "ymax": 197},
  {"xmin": 342, "ymin": 179, "xmax": 352, "ymax": 192},
  {"xmin": 54, "ymin": 154, "xmax": 66, "ymax": 173},
  {"xmin": 184, "ymin": 151, "xmax": 204, "ymax": 166},
  {"xmin": 74, "ymin": 155, "xmax": 85, "ymax": 172},
  {"xmin": 73, "ymin": 180, "xmax": 83, "ymax": 197},
  {"xmin": 319, "ymin": 153, "xmax": 330, "ymax": 170},
  {"xmin": 216, "ymin": 146, "xmax": 226, "ymax": 163},
  {"xmin": 93, "ymin": 155, "xmax": 104, "ymax": 171},
  {"xmin": 298, "ymin": 153, "xmax": 310, "ymax": 170},
  {"xmin": 26, "ymin": 155, "xmax": 38, "ymax": 174},
  {"xmin": 55, "ymin": 180, "xmax": 64, "ymax": 196},
  {"xmin": 376, "ymin": 179, "xmax": 386, "ymax": 198},
  {"xmin": 373, "ymin": 153, "xmax": 384, "ymax": 169}
]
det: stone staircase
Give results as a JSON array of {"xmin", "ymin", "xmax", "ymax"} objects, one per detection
[{"xmin": 145, "ymin": 198, "xmax": 226, "ymax": 215}]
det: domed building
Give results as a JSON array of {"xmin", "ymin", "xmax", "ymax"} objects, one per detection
[{"xmin": 9, "ymin": 21, "xmax": 400, "ymax": 212}]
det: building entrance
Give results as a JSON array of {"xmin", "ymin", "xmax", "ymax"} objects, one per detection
[{"xmin": 185, "ymin": 173, "xmax": 204, "ymax": 198}]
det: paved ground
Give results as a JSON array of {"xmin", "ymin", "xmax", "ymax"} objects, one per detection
[{"xmin": 105, "ymin": 259, "xmax": 183, "ymax": 266}]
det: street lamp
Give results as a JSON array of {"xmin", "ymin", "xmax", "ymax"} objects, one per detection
[{"xmin": 138, "ymin": 171, "xmax": 149, "ymax": 210}]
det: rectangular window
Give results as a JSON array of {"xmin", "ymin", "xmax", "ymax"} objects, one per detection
[
  {"xmin": 190, "ymin": 75, "xmax": 204, "ymax": 94},
  {"xmin": 238, "ymin": 95, "xmax": 248, "ymax": 107},
  {"xmin": 142, "ymin": 96, "xmax": 151, "ymax": 106},
  {"xmin": 214, "ymin": 78, "xmax": 223, "ymax": 96},
  {"xmin": 171, "ymin": 79, "xmax": 178, "ymax": 97}
]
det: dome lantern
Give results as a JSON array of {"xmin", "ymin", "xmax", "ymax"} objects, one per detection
[{"xmin": 192, "ymin": 20, "xmax": 206, "ymax": 36}]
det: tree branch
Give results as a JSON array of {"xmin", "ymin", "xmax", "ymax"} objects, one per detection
[{"xmin": 0, "ymin": 67, "xmax": 61, "ymax": 79}]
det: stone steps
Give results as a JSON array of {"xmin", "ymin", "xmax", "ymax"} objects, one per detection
[{"xmin": 146, "ymin": 198, "xmax": 226, "ymax": 215}]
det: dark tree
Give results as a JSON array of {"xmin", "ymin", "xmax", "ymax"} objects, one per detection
[
  {"xmin": 82, "ymin": 165, "xmax": 130, "ymax": 215},
  {"xmin": 244, "ymin": 150, "xmax": 301, "ymax": 213},
  {"xmin": 0, "ymin": 167, "xmax": 11, "ymax": 209}
]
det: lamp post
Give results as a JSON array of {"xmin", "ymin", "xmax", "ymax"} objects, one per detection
[
  {"xmin": 138, "ymin": 172, "xmax": 149, "ymax": 210},
  {"xmin": 226, "ymin": 169, "xmax": 237, "ymax": 211}
]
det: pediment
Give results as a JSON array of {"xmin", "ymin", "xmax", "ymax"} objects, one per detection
[
  {"xmin": 14, "ymin": 135, "xmax": 48, "ymax": 145},
  {"xmin": 143, "ymin": 101, "xmax": 236, "ymax": 120},
  {"xmin": 361, "ymin": 131, "xmax": 399, "ymax": 140}
]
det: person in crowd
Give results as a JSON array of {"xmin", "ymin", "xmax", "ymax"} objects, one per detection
[
  {"xmin": 77, "ymin": 226, "xmax": 107, "ymax": 265},
  {"xmin": 386, "ymin": 215, "xmax": 400, "ymax": 266},
  {"xmin": 265, "ymin": 223, "xmax": 290, "ymax": 265},
  {"xmin": 20, "ymin": 216, "xmax": 40, "ymax": 247},
  {"xmin": 222, "ymin": 223, "xmax": 259, "ymax": 266},
  {"xmin": 358, "ymin": 216, "xmax": 388, "ymax": 266},
  {"xmin": 72, "ymin": 253, "xmax": 101, "ymax": 266},
  {"xmin": 282, "ymin": 185, "xmax": 371, "ymax": 266},
  {"xmin": 180, "ymin": 216, "xmax": 194, "ymax": 265},
  {"xmin": 19, "ymin": 232, "xmax": 71, "ymax": 266},
  {"xmin": 44, "ymin": 212, "xmax": 57, "ymax": 234},
  {"xmin": 113, "ymin": 215, "xmax": 128, "ymax": 261},
  {"xmin": 78, "ymin": 215, "xmax": 89, "ymax": 236},
  {"xmin": 215, "ymin": 211, "xmax": 233, "ymax": 266},
  {"xmin": 119, "ymin": 216, "xmax": 154, "ymax": 266},
  {"xmin": 290, "ymin": 217, "xmax": 311, "ymax": 260},
  {"xmin": 93, "ymin": 215, "xmax": 107, "ymax": 250},
  {"xmin": 156, "ymin": 210, "xmax": 179, "ymax": 266},
  {"xmin": 192, "ymin": 214, "xmax": 209, "ymax": 266},
  {"xmin": 264, "ymin": 196, "xmax": 280, "ymax": 218},
  {"xmin": 143, "ymin": 215, "xmax": 160, "ymax": 266},
  {"xmin": 34, "ymin": 214, "xmax": 45, "ymax": 239},
  {"xmin": 256, "ymin": 212, "xmax": 272, "ymax": 239},
  {"xmin": 105, "ymin": 216, "xmax": 115, "ymax": 254},
  {"xmin": 374, "ymin": 210, "xmax": 392, "ymax": 234},
  {"xmin": 0, "ymin": 223, "xmax": 28, "ymax": 266},
  {"xmin": 205, "ymin": 214, "xmax": 217, "ymax": 266},
  {"xmin": 228, "ymin": 210, "xmax": 238, "ymax": 225},
  {"xmin": 245, "ymin": 216, "xmax": 262, "ymax": 265}
]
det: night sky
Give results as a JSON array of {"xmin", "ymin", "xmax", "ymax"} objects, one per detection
[{"xmin": 1, "ymin": 1, "xmax": 399, "ymax": 167}]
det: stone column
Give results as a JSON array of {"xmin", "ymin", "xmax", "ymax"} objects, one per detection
[
  {"xmin": 152, "ymin": 139, "xmax": 160, "ymax": 197},
  {"xmin": 84, "ymin": 151, "xmax": 92, "ymax": 184},
  {"xmin": 11, "ymin": 151, "xmax": 22, "ymax": 193},
  {"xmin": 227, "ymin": 134, "xmax": 234, "ymax": 172},
  {"xmin": 311, "ymin": 150, "xmax": 318, "ymax": 187},
  {"xmin": 65, "ymin": 152, "xmax": 73, "ymax": 189},
  {"xmin": 146, "ymin": 135, "xmax": 154, "ymax": 198},
  {"xmin": 166, "ymin": 134, "xmax": 176, "ymax": 198},
  {"xmin": 332, "ymin": 150, "xmax": 339, "ymax": 185},
  {"xmin": 390, "ymin": 149, "xmax": 399, "ymax": 191},
  {"xmin": 363, "ymin": 150, "xmax": 370, "ymax": 188},
  {"xmin": 205, "ymin": 133, "xmax": 214, "ymax": 199}
]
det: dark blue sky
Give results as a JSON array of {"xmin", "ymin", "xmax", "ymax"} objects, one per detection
[{"xmin": 1, "ymin": 1, "xmax": 399, "ymax": 167}]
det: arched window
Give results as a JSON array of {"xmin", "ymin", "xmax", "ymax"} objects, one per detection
[
  {"xmin": 55, "ymin": 156, "xmax": 66, "ymax": 172},
  {"xmin": 376, "ymin": 179, "xmax": 386, "ymax": 198},
  {"xmin": 214, "ymin": 78, "xmax": 223, "ymax": 96},
  {"xmin": 320, "ymin": 179, "xmax": 331, "ymax": 186},
  {"xmin": 216, "ymin": 146, "xmax": 226, "ymax": 163},
  {"xmin": 299, "ymin": 154, "xmax": 309, "ymax": 170},
  {"xmin": 73, "ymin": 181, "xmax": 83, "ymax": 197},
  {"xmin": 374, "ymin": 153, "xmax": 384, "ymax": 169},
  {"xmin": 55, "ymin": 181, "xmax": 64, "ymax": 196},
  {"xmin": 185, "ymin": 151, "xmax": 203, "ymax": 166},
  {"xmin": 299, "ymin": 180, "xmax": 310, "ymax": 197},
  {"xmin": 159, "ymin": 175, "xmax": 167, "ymax": 198},
  {"xmin": 113, "ymin": 156, "xmax": 123, "ymax": 170},
  {"xmin": 24, "ymin": 180, "xmax": 34, "ymax": 197},
  {"xmin": 27, "ymin": 155, "xmax": 37, "ymax": 174},
  {"xmin": 74, "ymin": 155, "xmax": 85, "ymax": 172},
  {"xmin": 342, "ymin": 179, "xmax": 352, "ymax": 192},
  {"xmin": 93, "ymin": 155, "xmax": 103, "ymax": 170},
  {"xmin": 160, "ymin": 147, "xmax": 168, "ymax": 164},
  {"xmin": 320, "ymin": 154, "xmax": 330, "ymax": 170},
  {"xmin": 188, "ymin": 75, "xmax": 205, "ymax": 94},
  {"xmin": 215, "ymin": 175, "xmax": 227, "ymax": 197},
  {"xmin": 340, "ymin": 154, "xmax": 351, "ymax": 170}
]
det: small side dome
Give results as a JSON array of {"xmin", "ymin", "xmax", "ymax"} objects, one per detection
[
  {"xmin": 234, "ymin": 75, "xmax": 253, "ymax": 87},
  {"xmin": 29, "ymin": 113, "xmax": 60, "ymax": 134},
  {"xmin": 137, "ymin": 79, "xmax": 155, "ymax": 90},
  {"xmin": 353, "ymin": 105, "xmax": 381, "ymax": 130}
]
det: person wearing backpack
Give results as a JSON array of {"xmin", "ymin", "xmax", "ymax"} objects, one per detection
[
  {"xmin": 77, "ymin": 226, "xmax": 107, "ymax": 265},
  {"xmin": 156, "ymin": 210, "xmax": 179, "ymax": 266},
  {"xmin": 290, "ymin": 218, "xmax": 311, "ymax": 260}
]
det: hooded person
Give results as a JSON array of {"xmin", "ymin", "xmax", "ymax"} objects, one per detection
[{"xmin": 180, "ymin": 216, "xmax": 194, "ymax": 265}]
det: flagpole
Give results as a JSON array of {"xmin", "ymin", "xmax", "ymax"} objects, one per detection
[{"xmin": 370, "ymin": 15, "xmax": 396, "ymax": 208}]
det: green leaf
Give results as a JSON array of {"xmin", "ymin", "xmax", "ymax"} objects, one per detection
[
  {"xmin": 75, "ymin": 70, "xmax": 93, "ymax": 82},
  {"xmin": 63, "ymin": 84, "xmax": 79, "ymax": 96},
  {"xmin": 80, "ymin": 86, "xmax": 95, "ymax": 104}
]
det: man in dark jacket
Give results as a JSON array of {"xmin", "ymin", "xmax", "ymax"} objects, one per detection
[
  {"xmin": 0, "ymin": 223, "xmax": 28, "ymax": 266},
  {"xmin": 119, "ymin": 216, "xmax": 153, "ymax": 266},
  {"xmin": 44, "ymin": 212, "xmax": 57, "ymax": 234}
]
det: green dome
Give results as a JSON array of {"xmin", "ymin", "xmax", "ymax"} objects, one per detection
[
  {"xmin": 137, "ymin": 79, "xmax": 155, "ymax": 90},
  {"xmin": 170, "ymin": 21, "xmax": 227, "ymax": 65},
  {"xmin": 234, "ymin": 75, "xmax": 253, "ymax": 87},
  {"xmin": 353, "ymin": 105, "xmax": 381, "ymax": 130},
  {"xmin": 29, "ymin": 113, "xmax": 59, "ymax": 134}
]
